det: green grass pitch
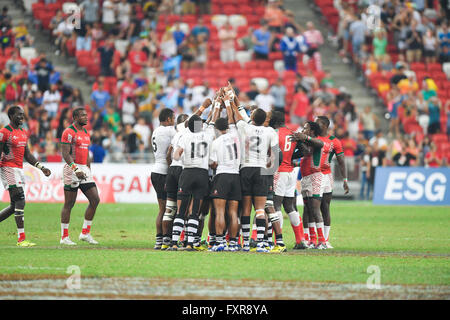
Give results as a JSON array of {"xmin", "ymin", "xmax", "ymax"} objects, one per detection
[{"xmin": 0, "ymin": 201, "xmax": 448, "ymax": 286}]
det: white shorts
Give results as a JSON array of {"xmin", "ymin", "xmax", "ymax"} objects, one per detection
[
  {"xmin": 63, "ymin": 164, "xmax": 95, "ymax": 190},
  {"xmin": 274, "ymin": 171, "xmax": 297, "ymax": 197},
  {"xmin": 300, "ymin": 172, "xmax": 324, "ymax": 198},
  {"xmin": 0, "ymin": 167, "xmax": 25, "ymax": 190},
  {"xmin": 322, "ymin": 173, "xmax": 334, "ymax": 194}
]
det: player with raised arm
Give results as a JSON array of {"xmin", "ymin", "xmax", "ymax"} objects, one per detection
[
  {"xmin": 269, "ymin": 111, "xmax": 307, "ymax": 250},
  {"xmin": 291, "ymin": 121, "xmax": 329, "ymax": 250},
  {"xmin": 161, "ymin": 113, "xmax": 189, "ymax": 250},
  {"xmin": 0, "ymin": 106, "xmax": 51, "ymax": 247},
  {"xmin": 230, "ymin": 90, "xmax": 279, "ymax": 253},
  {"xmin": 169, "ymin": 99, "xmax": 217, "ymax": 251},
  {"xmin": 315, "ymin": 116, "xmax": 349, "ymax": 248},
  {"xmin": 59, "ymin": 107, "xmax": 100, "ymax": 245},
  {"xmin": 150, "ymin": 108, "xmax": 176, "ymax": 249},
  {"xmin": 209, "ymin": 94, "xmax": 241, "ymax": 252}
]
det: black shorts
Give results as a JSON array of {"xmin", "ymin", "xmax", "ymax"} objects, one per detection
[
  {"xmin": 178, "ymin": 168, "xmax": 210, "ymax": 199},
  {"xmin": 210, "ymin": 173, "xmax": 242, "ymax": 201},
  {"xmin": 240, "ymin": 167, "xmax": 268, "ymax": 197},
  {"xmin": 151, "ymin": 172, "xmax": 167, "ymax": 200},
  {"xmin": 267, "ymin": 175, "xmax": 274, "ymax": 201},
  {"xmin": 165, "ymin": 166, "xmax": 183, "ymax": 200}
]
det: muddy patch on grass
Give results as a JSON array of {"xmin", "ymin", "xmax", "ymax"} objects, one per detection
[{"xmin": 0, "ymin": 276, "xmax": 449, "ymax": 300}]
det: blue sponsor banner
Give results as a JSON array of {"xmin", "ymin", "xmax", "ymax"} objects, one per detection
[{"xmin": 373, "ymin": 167, "xmax": 450, "ymax": 205}]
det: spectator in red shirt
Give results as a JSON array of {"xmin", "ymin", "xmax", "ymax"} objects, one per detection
[
  {"xmin": 127, "ymin": 41, "xmax": 148, "ymax": 74},
  {"xmin": 341, "ymin": 131, "xmax": 357, "ymax": 157},
  {"xmin": 290, "ymin": 86, "xmax": 310, "ymax": 125},
  {"xmin": 425, "ymin": 143, "xmax": 442, "ymax": 168}
]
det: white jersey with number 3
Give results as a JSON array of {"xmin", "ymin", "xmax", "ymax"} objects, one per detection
[
  {"xmin": 210, "ymin": 125, "xmax": 241, "ymax": 175},
  {"xmin": 177, "ymin": 125, "xmax": 215, "ymax": 170},
  {"xmin": 151, "ymin": 125, "xmax": 176, "ymax": 174},
  {"xmin": 236, "ymin": 120, "xmax": 278, "ymax": 169}
]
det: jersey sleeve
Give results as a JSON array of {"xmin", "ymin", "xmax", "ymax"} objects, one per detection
[
  {"xmin": 209, "ymin": 140, "xmax": 218, "ymax": 163},
  {"xmin": 333, "ymin": 138, "xmax": 344, "ymax": 156},
  {"xmin": 0, "ymin": 128, "xmax": 9, "ymax": 143},
  {"xmin": 269, "ymin": 128, "xmax": 278, "ymax": 148},
  {"xmin": 61, "ymin": 128, "xmax": 73, "ymax": 144}
]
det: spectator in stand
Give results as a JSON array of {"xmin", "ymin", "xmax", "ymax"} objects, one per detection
[
  {"xmin": 117, "ymin": 0, "xmax": 131, "ymax": 30},
  {"xmin": 104, "ymin": 106, "xmax": 121, "ymax": 133},
  {"xmin": 76, "ymin": 24, "xmax": 93, "ymax": 52},
  {"xmin": 369, "ymin": 129, "xmax": 388, "ymax": 150},
  {"xmin": 252, "ymin": 21, "xmax": 272, "ymax": 60},
  {"xmin": 191, "ymin": 16, "xmax": 210, "ymax": 42},
  {"xmin": 283, "ymin": 9, "xmax": 302, "ymax": 33},
  {"xmin": 255, "ymin": 86, "xmax": 275, "ymax": 113},
  {"xmin": 42, "ymin": 84, "xmax": 61, "ymax": 119},
  {"xmin": 290, "ymin": 86, "xmax": 309, "ymax": 125},
  {"xmin": 320, "ymin": 70, "xmax": 335, "ymax": 88},
  {"xmin": 0, "ymin": 6, "xmax": 12, "ymax": 28},
  {"xmin": 128, "ymin": 41, "xmax": 148, "ymax": 75},
  {"xmin": 98, "ymin": 37, "xmax": 116, "ymax": 76},
  {"xmin": 178, "ymin": 34, "xmax": 196, "ymax": 69},
  {"xmin": 264, "ymin": 0, "xmax": 285, "ymax": 33},
  {"xmin": 124, "ymin": 123, "xmax": 138, "ymax": 155},
  {"xmin": 196, "ymin": 34, "xmax": 208, "ymax": 68},
  {"xmin": 238, "ymin": 26, "xmax": 254, "ymax": 52},
  {"xmin": 181, "ymin": 0, "xmax": 196, "ymax": 15},
  {"xmin": 133, "ymin": 117, "xmax": 151, "ymax": 149},
  {"xmin": 102, "ymin": 0, "xmax": 118, "ymax": 32},
  {"xmin": 392, "ymin": 139, "xmax": 418, "ymax": 166},
  {"xmin": 172, "ymin": 22, "xmax": 185, "ymax": 48},
  {"xmin": 197, "ymin": 0, "xmax": 211, "ymax": 15},
  {"xmin": 425, "ymin": 142, "xmax": 442, "ymax": 167},
  {"xmin": 280, "ymin": 27, "xmax": 301, "ymax": 72},
  {"xmin": 303, "ymin": 21, "xmax": 324, "ymax": 70},
  {"xmin": 373, "ymin": 29, "xmax": 388, "ymax": 60},
  {"xmin": 68, "ymin": 88, "xmax": 84, "ymax": 108},
  {"xmin": 246, "ymin": 81, "xmax": 259, "ymax": 102},
  {"xmin": 13, "ymin": 20, "xmax": 33, "ymax": 47},
  {"xmin": 349, "ymin": 14, "xmax": 367, "ymax": 65},
  {"xmin": 5, "ymin": 51, "xmax": 23, "ymax": 76},
  {"xmin": 92, "ymin": 22, "xmax": 104, "ymax": 41},
  {"xmin": 269, "ymin": 78, "xmax": 286, "ymax": 114},
  {"xmin": 341, "ymin": 131, "xmax": 357, "ymax": 170},
  {"xmin": 218, "ymin": 21, "xmax": 237, "ymax": 63},
  {"xmin": 405, "ymin": 20, "xmax": 423, "ymax": 63},
  {"xmin": 423, "ymin": 27, "xmax": 438, "ymax": 63},
  {"xmin": 91, "ymin": 82, "xmax": 111, "ymax": 116},
  {"xmin": 426, "ymin": 96, "xmax": 441, "ymax": 134},
  {"xmin": 380, "ymin": 54, "xmax": 394, "ymax": 72},
  {"xmin": 80, "ymin": 0, "xmax": 100, "ymax": 25},
  {"xmin": 160, "ymin": 29, "xmax": 177, "ymax": 60},
  {"xmin": 359, "ymin": 145, "xmax": 371, "ymax": 200},
  {"xmin": 1, "ymin": 73, "xmax": 18, "ymax": 105},
  {"xmin": 360, "ymin": 105, "xmax": 379, "ymax": 140},
  {"xmin": 53, "ymin": 14, "xmax": 75, "ymax": 56}
]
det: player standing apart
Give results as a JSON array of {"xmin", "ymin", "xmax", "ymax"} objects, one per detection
[
  {"xmin": 0, "ymin": 106, "xmax": 51, "ymax": 247},
  {"xmin": 59, "ymin": 108, "xmax": 100, "ymax": 245},
  {"xmin": 151, "ymin": 108, "xmax": 176, "ymax": 249},
  {"xmin": 315, "ymin": 116, "xmax": 349, "ymax": 248}
]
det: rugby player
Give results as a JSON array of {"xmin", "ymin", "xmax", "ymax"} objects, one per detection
[
  {"xmin": 59, "ymin": 107, "xmax": 100, "ymax": 245},
  {"xmin": 0, "ymin": 106, "xmax": 51, "ymax": 247},
  {"xmin": 151, "ymin": 108, "xmax": 176, "ymax": 249},
  {"xmin": 315, "ymin": 116, "xmax": 349, "ymax": 248},
  {"xmin": 291, "ymin": 121, "xmax": 329, "ymax": 250}
]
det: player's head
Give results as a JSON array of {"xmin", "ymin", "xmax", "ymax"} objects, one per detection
[
  {"xmin": 305, "ymin": 121, "xmax": 321, "ymax": 137},
  {"xmin": 7, "ymin": 105, "xmax": 24, "ymax": 127},
  {"xmin": 251, "ymin": 108, "xmax": 266, "ymax": 126},
  {"xmin": 159, "ymin": 108, "xmax": 175, "ymax": 126},
  {"xmin": 176, "ymin": 113, "xmax": 188, "ymax": 131},
  {"xmin": 316, "ymin": 116, "xmax": 330, "ymax": 133},
  {"xmin": 188, "ymin": 114, "xmax": 203, "ymax": 133},
  {"xmin": 269, "ymin": 110, "xmax": 285, "ymax": 129},
  {"xmin": 215, "ymin": 117, "xmax": 229, "ymax": 133},
  {"xmin": 73, "ymin": 107, "xmax": 88, "ymax": 126}
]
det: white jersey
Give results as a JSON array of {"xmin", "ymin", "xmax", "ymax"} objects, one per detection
[
  {"xmin": 210, "ymin": 125, "xmax": 241, "ymax": 175},
  {"xmin": 151, "ymin": 125, "xmax": 176, "ymax": 174},
  {"xmin": 169, "ymin": 130, "xmax": 184, "ymax": 168},
  {"xmin": 236, "ymin": 120, "xmax": 278, "ymax": 169},
  {"xmin": 177, "ymin": 125, "xmax": 215, "ymax": 170}
]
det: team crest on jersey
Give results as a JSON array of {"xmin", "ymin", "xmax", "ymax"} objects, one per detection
[{"xmin": 68, "ymin": 134, "xmax": 72, "ymax": 142}]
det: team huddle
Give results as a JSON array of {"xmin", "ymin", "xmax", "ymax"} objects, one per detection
[
  {"xmin": 0, "ymin": 87, "xmax": 348, "ymax": 251},
  {"xmin": 151, "ymin": 83, "xmax": 349, "ymax": 252}
]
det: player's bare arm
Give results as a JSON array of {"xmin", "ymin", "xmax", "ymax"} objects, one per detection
[
  {"xmin": 336, "ymin": 153, "xmax": 350, "ymax": 194},
  {"xmin": 173, "ymin": 146, "xmax": 183, "ymax": 161},
  {"xmin": 24, "ymin": 145, "xmax": 51, "ymax": 177},
  {"xmin": 166, "ymin": 145, "xmax": 173, "ymax": 166},
  {"xmin": 61, "ymin": 143, "xmax": 87, "ymax": 180},
  {"xmin": 291, "ymin": 132, "xmax": 324, "ymax": 149}
]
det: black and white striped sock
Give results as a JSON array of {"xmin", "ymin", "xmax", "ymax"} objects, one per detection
[
  {"xmin": 256, "ymin": 217, "xmax": 266, "ymax": 244},
  {"xmin": 187, "ymin": 217, "xmax": 199, "ymax": 246},
  {"xmin": 241, "ymin": 216, "xmax": 251, "ymax": 247},
  {"xmin": 155, "ymin": 234, "xmax": 163, "ymax": 247},
  {"xmin": 171, "ymin": 217, "xmax": 185, "ymax": 246}
]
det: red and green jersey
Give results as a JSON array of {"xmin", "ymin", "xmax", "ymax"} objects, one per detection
[
  {"xmin": 318, "ymin": 135, "xmax": 344, "ymax": 175},
  {"xmin": 300, "ymin": 139, "xmax": 331, "ymax": 177},
  {"xmin": 0, "ymin": 125, "xmax": 28, "ymax": 168},
  {"xmin": 61, "ymin": 125, "xmax": 90, "ymax": 165},
  {"xmin": 277, "ymin": 126, "xmax": 298, "ymax": 172}
]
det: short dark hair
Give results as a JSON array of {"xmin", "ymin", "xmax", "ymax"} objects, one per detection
[
  {"xmin": 215, "ymin": 118, "xmax": 229, "ymax": 131},
  {"xmin": 159, "ymin": 108, "xmax": 174, "ymax": 123},
  {"xmin": 177, "ymin": 113, "xmax": 188, "ymax": 124},
  {"xmin": 7, "ymin": 105, "xmax": 21, "ymax": 119},
  {"xmin": 269, "ymin": 110, "xmax": 285, "ymax": 129},
  {"xmin": 252, "ymin": 108, "xmax": 266, "ymax": 126},
  {"xmin": 307, "ymin": 121, "xmax": 321, "ymax": 137},
  {"xmin": 188, "ymin": 114, "xmax": 202, "ymax": 133},
  {"xmin": 72, "ymin": 107, "xmax": 85, "ymax": 119},
  {"xmin": 317, "ymin": 116, "xmax": 330, "ymax": 128}
]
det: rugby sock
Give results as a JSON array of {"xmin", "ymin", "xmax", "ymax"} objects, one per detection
[
  {"xmin": 316, "ymin": 222, "xmax": 326, "ymax": 244},
  {"xmin": 308, "ymin": 223, "xmax": 317, "ymax": 245},
  {"xmin": 171, "ymin": 217, "xmax": 185, "ymax": 245},
  {"xmin": 277, "ymin": 211, "xmax": 284, "ymax": 229},
  {"xmin": 241, "ymin": 216, "xmax": 251, "ymax": 247},
  {"xmin": 255, "ymin": 211, "xmax": 266, "ymax": 244},
  {"xmin": 275, "ymin": 234, "xmax": 284, "ymax": 246},
  {"xmin": 208, "ymin": 233, "xmax": 216, "ymax": 246},
  {"xmin": 216, "ymin": 235, "xmax": 223, "ymax": 246},
  {"xmin": 304, "ymin": 228, "xmax": 310, "ymax": 242},
  {"xmin": 81, "ymin": 219, "xmax": 92, "ymax": 235},
  {"xmin": 267, "ymin": 220, "xmax": 273, "ymax": 245},
  {"xmin": 229, "ymin": 238, "xmax": 237, "ymax": 248},
  {"xmin": 187, "ymin": 217, "xmax": 199, "ymax": 246},
  {"xmin": 17, "ymin": 228, "xmax": 25, "ymax": 242},
  {"xmin": 324, "ymin": 226, "xmax": 331, "ymax": 242},
  {"xmin": 61, "ymin": 223, "xmax": 69, "ymax": 239},
  {"xmin": 155, "ymin": 234, "xmax": 163, "ymax": 247},
  {"xmin": 162, "ymin": 234, "xmax": 171, "ymax": 246},
  {"xmin": 288, "ymin": 211, "xmax": 304, "ymax": 244}
]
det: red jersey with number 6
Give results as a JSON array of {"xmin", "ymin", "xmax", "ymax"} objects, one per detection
[
  {"xmin": 0, "ymin": 125, "xmax": 28, "ymax": 168},
  {"xmin": 317, "ymin": 135, "xmax": 344, "ymax": 175},
  {"xmin": 61, "ymin": 125, "xmax": 90, "ymax": 165},
  {"xmin": 277, "ymin": 126, "xmax": 299, "ymax": 172}
]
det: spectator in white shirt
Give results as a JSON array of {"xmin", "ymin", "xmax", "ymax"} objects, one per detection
[
  {"xmin": 133, "ymin": 117, "xmax": 151, "ymax": 148},
  {"xmin": 102, "ymin": 0, "xmax": 117, "ymax": 32},
  {"xmin": 42, "ymin": 84, "xmax": 61, "ymax": 119},
  {"xmin": 218, "ymin": 21, "xmax": 237, "ymax": 63},
  {"xmin": 255, "ymin": 87, "xmax": 275, "ymax": 113},
  {"xmin": 117, "ymin": 0, "xmax": 131, "ymax": 29}
]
